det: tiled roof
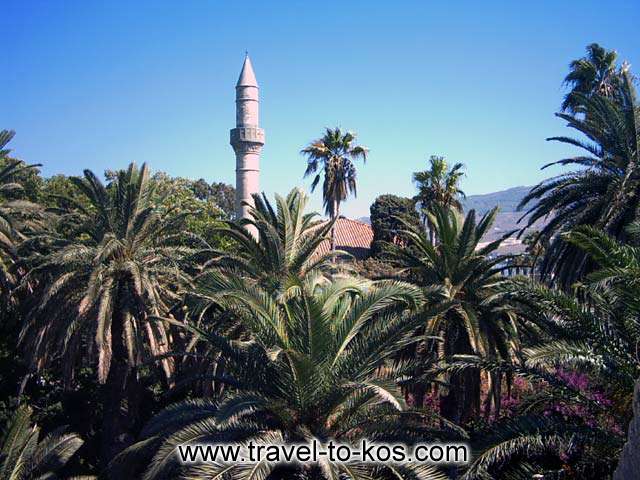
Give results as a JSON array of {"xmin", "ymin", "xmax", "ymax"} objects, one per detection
[{"xmin": 315, "ymin": 217, "xmax": 373, "ymax": 260}]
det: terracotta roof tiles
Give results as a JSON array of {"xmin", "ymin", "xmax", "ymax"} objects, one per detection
[{"xmin": 314, "ymin": 217, "xmax": 373, "ymax": 260}]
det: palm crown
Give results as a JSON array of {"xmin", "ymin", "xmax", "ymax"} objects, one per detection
[
  {"xmin": 412, "ymin": 156, "xmax": 465, "ymax": 216},
  {"xmin": 412, "ymin": 156, "xmax": 464, "ymax": 245},
  {"xmin": 202, "ymin": 188, "xmax": 340, "ymax": 295},
  {"xmin": 301, "ymin": 128, "xmax": 368, "ymax": 251},
  {"xmin": 0, "ymin": 405, "xmax": 90, "ymax": 480},
  {"xmin": 0, "ymin": 130, "xmax": 42, "ymax": 302},
  {"xmin": 302, "ymin": 128, "xmax": 368, "ymax": 217},
  {"xmin": 562, "ymin": 43, "xmax": 622, "ymax": 113},
  {"xmin": 519, "ymin": 70, "xmax": 640, "ymax": 287},
  {"xmin": 112, "ymin": 274, "xmax": 455, "ymax": 480}
]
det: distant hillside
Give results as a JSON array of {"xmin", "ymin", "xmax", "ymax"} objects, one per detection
[
  {"xmin": 463, "ymin": 186, "xmax": 544, "ymax": 245},
  {"xmin": 462, "ymin": 186, "xmax": 531, "ymax": 216},
  {"xmin": 463, "ymin": 186, "xmax": 543, "ymax": 244}
]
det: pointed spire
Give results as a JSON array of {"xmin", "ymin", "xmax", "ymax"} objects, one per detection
[{"xmin": 236, "ymin": 53, "xmax": 258, "ymax": 87}]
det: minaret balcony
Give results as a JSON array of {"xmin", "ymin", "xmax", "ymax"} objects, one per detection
[{"xmin": 230, "ymin": 126, "xmax": 265, "ymax": 147}]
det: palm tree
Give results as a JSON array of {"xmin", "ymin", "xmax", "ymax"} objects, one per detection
[
  {"xmin": 110, "ymin": 274, "xmax": 457, "ymax": 480},
  {"xmin": 174, "ymin": 188, "xmax": 341, "ymax": 402},
  {"xmin": 519, "ymin": 70, "xmax": 640, "ymax": 287},
  {"xmin": 412, "ymin": 156, "xmax": 465, "ymax": 244},
  {"xmin": 562, "ymin": 43, "xmax": 622, "ymax": 113},
  {"xmin": 301, "ymin": 127, "xmax": 368, "ymax": 250},
  {"xmin": 0, "ymin": 130, "xmax": 42, "ymax": 304},
  {"xmin": 20, "ymin": 163, "xmax": 199, "ymax": 464},
  {"xmin": 388, "ymin": 205, "xmax": 518, "ymax": 423},
  {"xmin": 0, "ymin": 405, "xmax": 92, "ymax": 480},
  {"xmin": 202, "ymin": 188, "xmax": 341, "ymax": 295}
]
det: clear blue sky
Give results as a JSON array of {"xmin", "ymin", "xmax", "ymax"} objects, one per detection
[{"xmin": 4, "ymin": 1, "xmax": 639, "ymax": 217}]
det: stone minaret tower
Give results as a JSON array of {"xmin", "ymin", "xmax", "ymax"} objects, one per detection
[{"xmin": 230, "ymin": 54, "xmax": 264, "ymax": 227}]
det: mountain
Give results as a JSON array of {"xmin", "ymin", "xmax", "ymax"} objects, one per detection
[
  {"xmin": 463, "ymin": 186, "xmax": 543, "ymax": 245},
  {"xmin": 462, "ymin": 185, "xmax": 531, "ymax": 215}
]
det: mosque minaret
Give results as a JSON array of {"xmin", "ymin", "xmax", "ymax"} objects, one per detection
[{"xmin": 230, "ymin": 54, "xmax": 264, "ymax": 229}]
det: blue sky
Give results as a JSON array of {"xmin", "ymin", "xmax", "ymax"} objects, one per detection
[{"xmin": 4, "ymin": 1, "xmax": 639, "ymax": 217}]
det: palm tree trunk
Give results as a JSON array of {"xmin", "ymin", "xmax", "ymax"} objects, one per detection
[
  {"xmin": 330, "ymin": 200, "xmax": 339, "ymax": 252},
  {"xmin": 440, "ymin": 324, "xmax": 480, "ymax": 424},
  {"xmin": 100, "ymin": 296, "xmax": 140, "ymax": 465}
]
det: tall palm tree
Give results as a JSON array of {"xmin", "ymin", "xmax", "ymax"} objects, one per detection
[
  {"xmin": 301, "ymin": 127, "xmax": 368, "ymax": 250},
  {"xmin": 519, "ymin": 70, "xmax": 640, "ymax": 287},
  {"xmin": 412, "ymin": 156, "xmax": 465, "ymax": 244},
  {"xmin": 109, "ymin": 274, "xmax": 457, "ymax": 480},
  {"xmin": 20, "ymin": 163, "xmax": 199, "ymax": 464},
  {"xmin": 0, "ymin": 405, "xmax": 92, "ymax": 480},
  {"xmin": 562, "ymin": 43, "xmax": 622, "ymax": 113},
  {"xmin": 388, "ymin": 205, "xmax": 518, "ymax": 423}
]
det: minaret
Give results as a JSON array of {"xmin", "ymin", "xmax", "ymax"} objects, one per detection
[{"xmin": 230, "ymin": 54, "xmax": 265, "ymax": 229}]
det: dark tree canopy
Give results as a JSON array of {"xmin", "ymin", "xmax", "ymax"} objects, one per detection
[{"xmin": 369, "ymin": 194, "xmax": 420, "ymax": 257}]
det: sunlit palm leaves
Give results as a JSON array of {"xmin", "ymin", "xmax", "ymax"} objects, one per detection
[
  {"xmin": 499, "ymin": 226, "xmax": 640, "ymax": 394},
  {"xmin": 301, "ymin": 128, "xmax": 368, "ymax": 250},
  {"xmin": 111, "ymin": 275, "xmax": 456, "ymax": 479},
  {"xmin": 461, "ymin": 414, "xmax": 618, "ymax": 480},
  {"xmin": 0, "ymin": 405, "xmax": 92, "ymax": 480},
  {"xmin": 0, "ymin": 130, "xmax": 42, "ymax": 304},
  {"xmin": 21, "ymin": 162, "xmax": 197, "ymax": 384},
  {"xmin": 562, "ymin": 43, "xmax": 622, "ymax": 113},
  {"xmin": 465, "ymin": 226, "xmax": 640, "ymax": 477},
  {"xmin": 412, "ymin": 156, "xmax": 465, "ymax": 238},
  {"xmin": 519, "ymin": 71, "xmax": 640, "ymax": 287},
  {"xmin": 19, "ymin": 162, "xmax": 203, "ymax": 462},
  {"xmin": 201, "ymin": 188, "xmax": 340, "ymax": 296}
]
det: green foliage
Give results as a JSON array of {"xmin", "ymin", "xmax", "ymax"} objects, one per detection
[
  {"xmin": 413, "ymin": 156, "xmax": 464, "ymax": 221},
  {"xmin": 0, "ymin": 131, "xmax": 43, "ymax": 309},
  {"xmin": 197, "ymin": 188, "xmax": 341, "ymax": 296},
  {"xmin": 520, "ymin": 61, "xmax": 639, "ymax": 287},
  {"xmin": 20, "ymin": 162, "xmax": 206, "ymax": 463},
  {"xmin": 302, "ymin": 127, "xmax": 368, "ymax": 251},
  {"xmin": 351, "ymin": 257, "xmax": 407, "ymax": 280},
  {"xmin": 301, "ymin": 127, "xmax": 368, "ymax": 218},
  {"xmin": 41, "ymin": 174, "xmax": 87, "ymax": 209},
  {"xmin": 370, "ymin": 194, "xmax": 420, "ymax": 258},
  {"xmin": 562, "ymin": 43, "xmax": 624, "ymax": 113},
  {"xmin": 22, "ymin": 163, "xmax": 199, "ymax": 385},
  {"xmin": 501, "ymin": 227, "xmax": 640, "ymax": 397},
  {"xmin": 2, "ymin": 43, "xmax": 640, "ymax": 479},
  {"xmin": 111, "ymin": 274, "xmax": 455, "ymax": 479},
  {"xmin": 0, "ymin": 405, "xmax": 91, "ymax": 480},
  {"xmin": 388, "ymin": 205, "xmax": 518, "ymax": 422},
  {"xmin": 150, "ymin": 172, "xmax": 230, "ymax": 247},
  {"xmin": 460, "ymin": 225, "xmax": 640, "ymax": 477}
]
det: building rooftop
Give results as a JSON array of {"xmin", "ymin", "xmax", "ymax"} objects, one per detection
[{"xmin": 315, "ymin": 217, "xmax": 373, "ymax": 260}]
